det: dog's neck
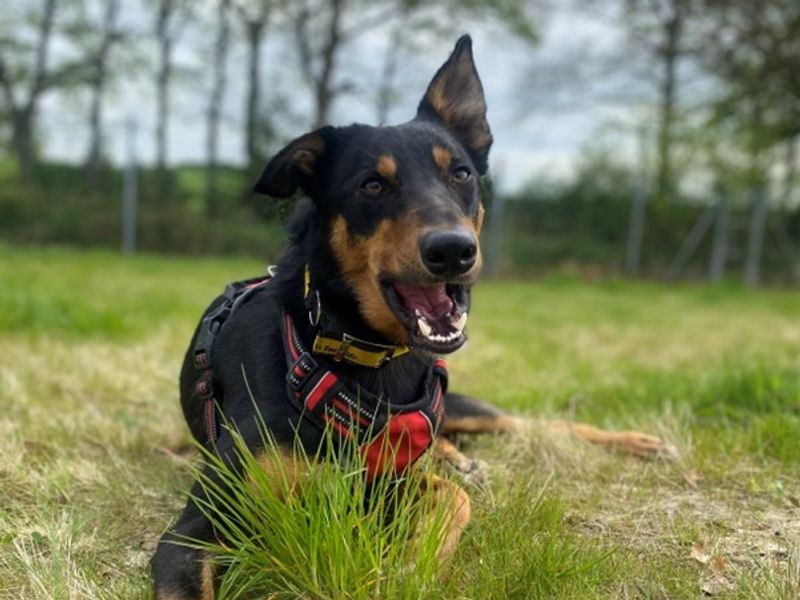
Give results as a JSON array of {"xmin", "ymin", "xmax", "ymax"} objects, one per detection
[
  {"xmin": 272, "ymin": 238, "xmax": 430, "ymax": 403},
  {"xmin": 276, "ymin": 207, "xmax": 415, "ymax": 362}
]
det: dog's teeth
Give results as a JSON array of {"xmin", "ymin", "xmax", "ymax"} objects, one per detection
[
  {"xmin": 417, "ymin": 314, "xmax": 465, "ymax": 345},
  {"xmin": 451, "ymin": 312, "xmax": 468, "ymax": 332},
  {"xmin": 417, "ymin": 317, "xmax": 432, "ymax": 337}
]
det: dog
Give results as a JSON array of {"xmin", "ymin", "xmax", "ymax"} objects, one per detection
[{"xmin": 152, "ymin": 35, "xmax": 672, "ymax": 599}]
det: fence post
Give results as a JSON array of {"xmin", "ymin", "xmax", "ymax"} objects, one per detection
[
  {"xmin": 122, "ymin": 116, "xmax": 138, "ymax": 255},
  {"xmin": 485, "ymin": 191, "xmax": 505, "ymax": 278},
  {"xmin": 744, "ymin": 186, "xmax": 768, "ymax": 285},
  {"xmin": 709, "ymin": 192, "xmax": 729, "ymax": 282},
  {"xmin": 624, "ymin": 173, "xmax": 648, "ymax": 276}
]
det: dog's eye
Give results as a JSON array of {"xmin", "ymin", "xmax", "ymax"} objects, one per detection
[
  {"xmin": 361, "ymin": 178, "xmax": 384, "ymax": 195},
  {"xmin": 453, "ymin": 166, "xmax": 471, "ymax": 183}
]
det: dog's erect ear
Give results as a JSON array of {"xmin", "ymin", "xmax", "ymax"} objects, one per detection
[
  {"xmin": 416, "ymin": 35, "xmax": 493, "ymax": 175},
  {"xmin": 253, "ymin": 128, "xmax": 331, "ymax": 197}
]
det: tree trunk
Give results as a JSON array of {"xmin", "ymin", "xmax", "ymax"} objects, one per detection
[
  {"xmin": 155, "ymin": 0, "xmax": 174, "ymax": 199},
  {"xmin": 86, "ymin": 0, "xmax": 121, "ymax": 192},
  {"xmin": 10, "ymin": 0, "xmax": 58, "ymax": 183},
  {"xmin": 86, "ymin": 76, "xmax": 105, "ymax": 189},
  {"xmin": 11, "ymin": 109, "xmax": 36, "ymax": 184},
  {"xmin": 244, "ymin": 19, "xmax": 265, "ymax": 169},
  {"xmin": 655, "ymin": 6, "xmax": 682, "ymax": 203},
  {"xmin": 205, "ymin": 0, "xmax": 231, "ymax": 219},
  {"xmin": 313, "ymin": 0, "xmax": 343, "ymax": 128},
  {"xmin": 375, "ymin": 17, "xmax": 405, "ymax": 124}
]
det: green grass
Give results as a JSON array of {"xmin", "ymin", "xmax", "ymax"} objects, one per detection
[
  {"xmin": 189, "ymin": 426, "xmax": 453, "ymax": 600},
  {"xmin": 1, "ymin": 244, "xmax": 799, "ymax": 599}
]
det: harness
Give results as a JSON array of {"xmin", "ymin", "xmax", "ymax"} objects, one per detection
[{"xmin": 190, "ymin": 268, "xmax": 447, "ymax": 479}]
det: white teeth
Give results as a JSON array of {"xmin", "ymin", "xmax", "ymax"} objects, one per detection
[
  {"xmin": 451, "ymin": 312, "xmax": 468, "ymax": 332},
  {"xmin": 422, "ymin": 331, "xmax": 462, "ymax": 343},
  {"xmin": 417, "ymin": 316, "xmax": 432, "ymax": 337},
  {"xmin": 414, "ymin": 310, "xmax": 467, "ymax": 345}
]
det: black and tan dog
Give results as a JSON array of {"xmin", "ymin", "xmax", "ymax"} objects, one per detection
[{"xmin": 152, "ymin": 36, "xmax": 671, "ymax": 599}]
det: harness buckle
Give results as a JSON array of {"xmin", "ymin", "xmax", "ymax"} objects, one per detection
[
  {"xmin": 379, "ymin": 345, "xmax": 399, "ymax": 365},
  {"xmin": 286, "ymin": 351, "xmax": 319, "ymax": 392},
  {"xmin": 192, "ymin": 304, "xmax": 230, "ymax": 371},
  {"xmin": 333, "ymin": 334, "xmax": 354, "ymax": 362}
]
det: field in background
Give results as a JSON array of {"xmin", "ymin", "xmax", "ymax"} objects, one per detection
[
  {"xmin": 1, "ymin": 246, "xmax": 799, "ymax": 599},
  {"xmin": 4, "ymin": 159, "xmax": 799, "ymax": 284}
]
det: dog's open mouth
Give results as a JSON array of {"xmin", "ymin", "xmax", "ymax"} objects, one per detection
[{"xmin": 382, "ymin": 281, "xmax": 469, "ymax": 353}]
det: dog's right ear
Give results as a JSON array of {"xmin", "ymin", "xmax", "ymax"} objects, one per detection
[{"xmin": 253, "ymin": 128, "xmax": 331, "ymax": 197}]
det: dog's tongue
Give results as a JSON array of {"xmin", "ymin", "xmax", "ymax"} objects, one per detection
[{"xmin": 393, "ymin": 283, "xmax": 453, "ymax": 320}]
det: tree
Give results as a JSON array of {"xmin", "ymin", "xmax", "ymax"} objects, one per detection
[
  {"xmin": 82, "ymin": 0, "xmax": 122, "ymax": 192},
  {"xmin": 206, "ymin": 0, "xmax": 232, "ymax": 218},
  {"xmin": 621, "ymin": 0, "xmax": 696, "ymax": 203},
  {"xmin": 233, "ymin": 0, "xmax": 276, "ymax": 171},
  {"xmin": 292, "ymin": 0, "xmax": 346, "ymax": 128},
  {"xmin": 691, "ymin": 0, "xmax": 800, "ymax": 282},
  {"xmin": 0, "ymin": 0, "xmax": 84, "ymax": 182},
  {"xmin": 152, "ymin": 0, "xmax": 191, "ymax": 199},
  {"xmin": 290, "ymin": 0, "xmax": 415, "ymax": 128},
  {"xmin": 374, "ymin": 0, "xmax": 539, "ymax": 124},
  {"xmin": 291, "ymin": 0, "xmax": 539, "ymax": 130}
]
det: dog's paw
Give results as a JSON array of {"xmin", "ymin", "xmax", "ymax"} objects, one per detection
[
  {"xmin": 449, "ymin": 456, "xmax": 490, "ymax": 489},
  {"xmin": 616, "ymin": 431, "xmax": 678, "ymax": 461}
]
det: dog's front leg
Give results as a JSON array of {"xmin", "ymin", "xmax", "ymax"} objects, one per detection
[
  {"xmin": 416, "ymin": 474, "xmax": 471, "ymax": 567},
  {"xmin": 152, "ymin": 475, "xmax": 218, "ymax": 600}
]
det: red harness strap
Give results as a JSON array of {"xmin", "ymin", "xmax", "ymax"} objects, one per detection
[
  {"xmin": 190, "ymin": 273, "xmax": 447, "ymax": 481},
  {"xmin": 281, "ymin": 312, "xmax": 446, "ymax": 479}
]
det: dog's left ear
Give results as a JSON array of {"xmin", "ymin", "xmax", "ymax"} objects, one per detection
[
  {"xmin": 252, "ymin": 128, "xmax": 331, "ymax": 198},
  {"xmin": 416, "ymin": 35, "xmax": 493, "ymax": 175}
]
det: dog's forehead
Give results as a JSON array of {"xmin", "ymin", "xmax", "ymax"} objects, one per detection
[{"xmin": 335, "ymin": 122, "xmax": 460, "ymax": 170}]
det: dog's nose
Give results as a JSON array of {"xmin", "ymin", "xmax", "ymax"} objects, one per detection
[{"xmin": 420, "ymin": 229, "xmax": 478, "ymax": 277}]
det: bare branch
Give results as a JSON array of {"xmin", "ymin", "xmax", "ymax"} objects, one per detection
[
  {"xmin": 293, "ymin": 0, "xmax": 315, "ymax": 86},
  {"xmin": 28, "ymin": 0, "xmax": 57, "ymax": 108}
]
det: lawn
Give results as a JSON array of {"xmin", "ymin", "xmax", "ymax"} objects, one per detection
[{"xmin": 1, "ymin": 245, "xmax": 798, "ymax": 599}]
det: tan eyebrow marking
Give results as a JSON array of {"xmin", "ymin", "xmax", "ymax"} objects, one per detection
[
  {"xmin": 432, "ymin": 145, "xmax": 453, "ymax": 171},
  {"xmin": 376, "ymin": 154, "xmax": 397, "ymax": 180}
]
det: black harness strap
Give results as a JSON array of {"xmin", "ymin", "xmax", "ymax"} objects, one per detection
[
  {"xmin": 280, "ymin": 311, "xmax": 446, "ymax": 477},
  {"xmin": 191, "ymin": 275, "xmax": 273, "ymax": 442},
  {"xmin": 190, "ymin": 268, "xmax": 447, "ymax": 478}
]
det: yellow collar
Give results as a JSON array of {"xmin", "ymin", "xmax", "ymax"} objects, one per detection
[
  {"xmin": 312, "ymin": 333, "xmax": 410, "ymax": 368},
  {"xmin": 304, "ymin": 264, "xmax": 410, "ymax": 368}
]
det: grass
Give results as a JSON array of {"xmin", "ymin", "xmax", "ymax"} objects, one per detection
[
  {"xmin": 1, "ymin": 244, "xmax": 799, "ymax": 599},
  {"xmin": 188, "ymin": 426, "xmax": 452, "ymax": 600}
]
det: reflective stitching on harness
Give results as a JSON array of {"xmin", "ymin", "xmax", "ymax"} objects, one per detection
[
  {"xmin": 280, "ymin": 310, "xmax": 446, "ymax": 478},
  {"xmin": 305, "ymin": 372, "xmax": 338, "ymax": 411},
  {"xmin": 191, "ymin": 269, "xmax": 447, "ymax": 475}
]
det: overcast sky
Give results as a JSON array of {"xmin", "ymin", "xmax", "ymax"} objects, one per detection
[{"xmin": 36, "ymin": 1, "xmax": 655, "ymax": 193}]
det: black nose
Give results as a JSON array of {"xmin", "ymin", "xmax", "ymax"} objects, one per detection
[{"xmin": 420, "ymin": 229, "xmax": 478, "ymax": 277}]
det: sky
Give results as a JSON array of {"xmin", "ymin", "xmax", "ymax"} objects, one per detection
[{"xmin": 34, "ymin": 1, "xmax": 655, "ymax": 193}]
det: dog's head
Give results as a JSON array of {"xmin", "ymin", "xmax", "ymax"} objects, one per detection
[{"xmin": 255, "ymin": 35, "xmax": 492, "ymax": 354}]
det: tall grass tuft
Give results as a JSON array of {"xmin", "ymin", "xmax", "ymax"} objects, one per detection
[{"xmin": 182, "ymin": 414, "xmax": 453, "ymax": 600}]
